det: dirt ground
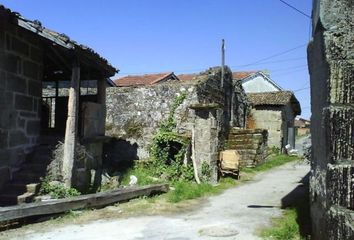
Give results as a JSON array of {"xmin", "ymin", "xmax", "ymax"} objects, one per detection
[{"xmin": 0, "ymin": 160, "xmax": 310, "ymax": 240}]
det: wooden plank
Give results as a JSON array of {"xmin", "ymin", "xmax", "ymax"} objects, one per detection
[
  {"xmin": 0, "ymin": 184, "xmax": 169, "ymax": 222},
  {"xmin": 62, "ymin": 62, "xmax": 80, "ymax": 187}
]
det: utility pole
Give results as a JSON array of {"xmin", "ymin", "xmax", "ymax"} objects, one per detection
[{"xmin": 221, "ymin": 39, "xmax": 225, "ymax": 88}]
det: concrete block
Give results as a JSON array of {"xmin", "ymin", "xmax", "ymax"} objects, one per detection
[
  {"xmin": 28, "ymin": 79, "xmax": 41, "ymax": 97},
  {"xmin": 6, "ymin": 73, "xmax": 26, "ymax": 93},
  {"xmin": 15, "ymin": 94, "xmax": 33, "ymax": 111},
  {"xmin": 0, "ymin": 166, "xmax": 10, "ymax": 189},
  {"xmin": 0, "ymin": 129, "xmax": 8, "ymax": 149},
  {"xmin": 23, "ymin": 60, "xmax": 39, "ymax": 80},
  {"xmin": 11, "ymin": 36, "xmax": 29, "ymax": 56},
  {"xmin": 329, "ymin": 61, "xmax": 354, "ymax": 104},
  {"xmin": 325, "ymin": 106, "xmax": 354, "ymax": 162},
  {"xmin": 0, "ymin": 71, "xmax": 5, "ymax": 89},
  {"xmin": 0, "ymin": 109, "xmax": 17, "ymax": 129},
  {"xmin": 26, "ymin": 120, "xmax": 40, "ymax": 136},
  {"xmin": 0, "ymin": 53, "xmax": 19, "ymax": 73},
  {"xmin": 9, "ymin": 130, "xmax": 28, "ymax": 147}
]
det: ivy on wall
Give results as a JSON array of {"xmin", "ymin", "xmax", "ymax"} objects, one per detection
[{"xmin": 149, "ymin": 93, "xmax": 195, "ymax": 182}]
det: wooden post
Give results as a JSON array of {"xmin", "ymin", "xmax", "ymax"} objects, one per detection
[
  {"xmin": 221, "ymin": 39, "xmax": 225, "ymax": 88},
  {"xmin": 191, "ymin": 119, "xmax": 201, "ymax": 184},
  {"xmin": 62, "ymin": 59, "xmax": 80, "ymax": 188}
]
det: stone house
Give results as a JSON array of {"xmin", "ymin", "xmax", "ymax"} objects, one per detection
[
  {"xmin": 233, "ymin": 71, "xmax": 283, "ymax": 93},
  {"xmin": 114, "ymin": 72, "xmax": 179, "ymax": 87},
  {"xmin": 246, "ymin": 91, "xmax": 301, "ymax": 149},
  {"xmin": 233, "ymin": 71, "xmax": 301, "ymax": 150},
  {"xmin": 106, "ymin": 67, "xmax": 249, "ymax": 182},
  {"xmin": 294, "ymin": 117, "xmax": 310, "ymax": 136},
  {"xmin": 0, "ymin": 5, "xmax": 116, "ymax": 205}
]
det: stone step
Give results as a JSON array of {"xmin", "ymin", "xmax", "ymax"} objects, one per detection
[
  {"xmin": 0, "ymin": 183, "xmax": 40, "ymax": 195},
  {"xmin": 227, "ymin": 139, "xmax": 255, "ymax": 145},
  {"xmin": 0, "ymin": 194, "xmax": 19, "ymax": 206},
  {"xmin": 229, "ymin": 128, "xmax": 266, "ymax": 135},
  {"xmin": 228, "ymin": 143, "xmax": 261, "ymax": 149},
  {"xmin": 0, "ymin": 192, "xmax": 35, "ymax": 206}
]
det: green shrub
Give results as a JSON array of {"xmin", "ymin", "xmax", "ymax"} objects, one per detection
[{"xmin": 39, "ymin": 176, "xmax": 81, "ymax": 199}]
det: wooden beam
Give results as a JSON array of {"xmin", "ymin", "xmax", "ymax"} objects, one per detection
[
  {"xmin": 62, "ymin": 59, "xmax": 80, "ymax": 187},
  {"xmin": 0, "ymin": 184, "xmax": 169, "ymax": 222}
]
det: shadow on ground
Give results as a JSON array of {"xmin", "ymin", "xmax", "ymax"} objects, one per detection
[{"xmin": 281, "ymin": 172, "xmax": 312, "ymax": 238}]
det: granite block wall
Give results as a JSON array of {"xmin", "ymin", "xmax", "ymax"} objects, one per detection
[
  {"xmin": 308, "ymin": 0, "xmax": 354, "ymax": 239},
  {"xmin": 0, "ymin": 15, "xmax": 43, "ymax": 188}
]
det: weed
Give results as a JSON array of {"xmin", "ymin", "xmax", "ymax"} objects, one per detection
[
  {"xmin": 260, "ymin": 209, "xmax": 302, "ymax": 240},
  {"xmin": 39, "ymin": 175, "xmax": 81, "ymax": 199},
  {"xmin": 241, "ymin": 154, "xmax": 299, "ymax": 174},
  {"xmin": 167, "ymin": 181, "xmax": 217, "ymax": 203}
]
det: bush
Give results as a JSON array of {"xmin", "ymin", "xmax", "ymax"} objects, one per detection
[{"xmin": 39, "ymin": 176, "xmax": 81, "ymax": 199}]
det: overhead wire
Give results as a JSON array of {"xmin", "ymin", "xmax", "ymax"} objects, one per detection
[
  {"xmin": 118, "ymin": 44, "xmax": 307, "ymax": 75},
  {"xmin": 279, "ymin": 0, "xmax": 311, "ymax": 19}
]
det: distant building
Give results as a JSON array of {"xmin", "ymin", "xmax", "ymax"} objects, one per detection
[
  {"xmin": 233, "ymin": 71, "xmax": 283, "ymax": 93},
  {"xmin": 294, "ymin": 117, "xmax": 310, "ymax": 136},
  {"xmin": 233, "ymin": 71, "xmax": 301, "ymax": 150},
  {"xmin": 113, "ymin": 72, "xmax": 179, "ymax": 87}
]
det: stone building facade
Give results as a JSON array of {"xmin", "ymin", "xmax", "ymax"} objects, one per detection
[
  {"xmin": 106, "ymin": 67, "xmax": 249, "ymax": 181},
  {"xmin": 0, "ymin": 9, "xmax": 43, "ymax": 188},
  {"xmin": 246, "ymin": 91, "xmax": 301, "ymax": 150},
  {"xmin": 308, "ymin": 0, "xmax": 354, "ymax": 239},
  {"xmin": 0, "ymin": 5, "xmax": 116, "ymax": 203}
]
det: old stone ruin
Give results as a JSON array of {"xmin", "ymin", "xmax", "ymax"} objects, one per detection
[
  {"xmin": 308, "ymin": 0, "xmax": 354, "ymax": 239},
  {"xmin": 0, "ymin": 5, "xmax": 116, "ymax": 205},
  {"xmin": 106, "ymin": 67, "xmax": 253, "ymax": 183}
]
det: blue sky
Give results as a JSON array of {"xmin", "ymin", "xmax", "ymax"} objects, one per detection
[{"xmin": 1, "ymin": 0, "xmax": 312, "ymax": 118}]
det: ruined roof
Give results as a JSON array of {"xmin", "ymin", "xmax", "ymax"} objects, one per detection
[
  {"xmin": 0, "ymin": 5, "xmax": 117, "ymax": 76},
  {"xmin": 248, "ymin": 91, "xmax": 301, "ymax": 115},
  {"xmin": 177, "ymin": 74, "xmax": 198, "ymax": 81},
  {"xmin": 232, "ymin": 71, "xmax": 258, "ymax": 81},
  {"xmin": 113, "ymin": 72, "xmax": 179, "ymax": 87}
]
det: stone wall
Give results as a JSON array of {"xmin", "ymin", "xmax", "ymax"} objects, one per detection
[
  {"xmin": 106, "ymin": 67, "xmax": 248, "ymax": 161},
  {"xmin": 247, "ymin": 104, "xmax": 295, "ymax": 150},
  {"xmin": 227, "ymin": 128, "xmax": 268, "ymax": 167},
  {"xmin": 247, "ymin": 108, "xmax": 282, "ymax": 148},
  {"xmin": 0, "ymin": 16, "xmax": 43, "ymax": 188},
  {"xmin": 105, "ymin": 67, "xmax": 249, "ymax": 183},
  {"xmin": 308, "ymin": 0, "xmax": 354, "ymax": 239}
]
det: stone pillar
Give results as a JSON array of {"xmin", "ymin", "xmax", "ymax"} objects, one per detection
[
  {"xmin": 62, "ymin": 61, "xmax": 80, "ymax": 188},
  {"xmin": 190, "ymin": 105, "xmax": 221, "ymax": 184},
  {"xmin": 308, "ymin": 0, "xmax": 354, "ymax": 239}
]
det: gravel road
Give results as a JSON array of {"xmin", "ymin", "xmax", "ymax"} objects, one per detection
[{"xmin": 10, "ymin": 160, "xmax": 310, "ymax": 240}]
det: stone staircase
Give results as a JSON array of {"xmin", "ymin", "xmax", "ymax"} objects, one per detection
[
  {"xmin": 227, "ymin": 128, "xmax": 268, "ymax": 167},
  {"xmin": 0, "ymin": 136, "xmax": 61, "ymax": 206}
]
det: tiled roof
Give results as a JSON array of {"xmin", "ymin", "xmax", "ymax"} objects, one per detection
[
  {"xmin": 0, "ymin": 5, "xmax": 117, "ymax": 75},
  {"xmin": 113, "ymin": 72, "xmax": 177, "ymax": 87},
  {"xmin": 232, "ymin": 71, "xmax": 258, "ymax": 81},
  {"xmin": 177, "ymin": 74, "xmax": 198, "ymax": 81},
  {"xmin": 248, "ymin": 91, "xmax": 301, "ymax": 115}
]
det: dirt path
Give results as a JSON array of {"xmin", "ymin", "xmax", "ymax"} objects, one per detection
[{"xmin": 4, "ymin": 161, "xmax": 310, "ymax": 240}]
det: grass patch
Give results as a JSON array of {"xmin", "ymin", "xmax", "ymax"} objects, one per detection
[
  {"xmin": 120, "ymin": 165, "xmax": 162, "ymax": 186},
  {"xmin": 260, "ymin": 208, "xmax": 302, "ymax": 240},
  {"xmin": 167, "ymin": 182, "xmax": 216, "ymax": 203},
  {"xmin": 167, "ymin": 177, "xmax": 237, "ymax": 203},
  {"xmin": 241, "ymin": 154, "xmax": 299, "ymax": 174}
]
